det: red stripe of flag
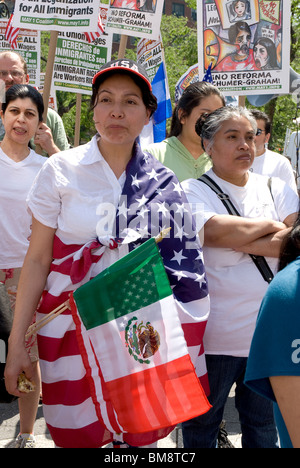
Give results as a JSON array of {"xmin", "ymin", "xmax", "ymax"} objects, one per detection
[
  {"xmin": 5, "ymin": 15, "xmax": 19, "ymax": 49},
  {"xmin": 72, "ymin": 301, "xmax": 123, "ymax": 434},
  {"xmin": 105, "ymin": 354, "xmax": 211, "ymax": 433},
  {"xmin": 42, "ymin": 378, "xmax": 91, "ymax": 406},
  {"xmin": 84, "ymin": 16, "xmax": 104, "ymax": 43},
  {"xmin": 46, "ymin": 421, "xmax": 111, "ymax": 449},
  {"xmin": 37, "ymin": 330, "xmax": 79, "ymax": 362}
]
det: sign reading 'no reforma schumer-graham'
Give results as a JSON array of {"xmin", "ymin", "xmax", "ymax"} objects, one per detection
[{"xmin": 12, "ymin": 0, "xmax": 100, "ymax": 32}]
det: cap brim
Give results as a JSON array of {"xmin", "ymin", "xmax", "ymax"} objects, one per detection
[{"xmin": 92, "ymin": 66, "xmax": 152, "ymax": 92}]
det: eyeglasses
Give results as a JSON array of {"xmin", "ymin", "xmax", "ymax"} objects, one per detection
[
  {"xmin": 0, "ymin": 70, "xmax": 25, "ymax": 79},
  {"xmin": 256, "ymin": 129, "xmax": 265, "ymax": 136}
]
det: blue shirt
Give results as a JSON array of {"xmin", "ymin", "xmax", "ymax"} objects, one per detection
[{"xmin": 245, "ymin": 258, "xmax": 300, "ymax": 448}]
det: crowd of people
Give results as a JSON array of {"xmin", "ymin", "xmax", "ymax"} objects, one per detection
[{"xmin": 1, "ymin": 52, "xmax": 299, "ymax": 449}]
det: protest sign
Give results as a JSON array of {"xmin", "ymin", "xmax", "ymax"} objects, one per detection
[
  {"xmin": 52, "ymin": 3, "xmax": 111, "ymax": 95},
  {"xmin": 12, "ymin": 0, "xmax": 100, "ymax": 32},
  {"xmin": 105, "ymin": 0, "xmax": 164, "ymax": 40},
  {"xmin": 197, "ymin": 0, "xmax": 291, "ymax": 96},
  {"xmin": 174, "ymin": 64, "xmax": 200, "ymax": 104},
  {"xmin": 137, "ymin": 37, "xmax": 172, "ymax": 145},
  {"xmin": 0, "ymin": 19, "xmax": 40, "ymax": 86},
  {"xmin": 136, "ymin": 37, "xmax": 163, "ymax": 81},
  {"xmin": 53, "ymin": 31, "xmax": 112, "ymax": 94}
]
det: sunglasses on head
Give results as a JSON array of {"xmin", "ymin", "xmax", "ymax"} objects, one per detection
[{"xmin": 256, "ymin": 129, "xmax": 265, "ymax": 136}]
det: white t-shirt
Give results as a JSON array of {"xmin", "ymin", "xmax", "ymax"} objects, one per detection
[
  {"xmin": 27, "ymin": 135, "xmax": 126, "ymax": 245},
  {"xmin": 251, "ymin": 149, "xmax": 297, "ymax": 193},
  {"xmin": 182, "ymin": 169, "xmax": 299, "ymax": 357},
  {"xmin": 0, "ymin": 148, "xmax": 46, "ymax": 268}
]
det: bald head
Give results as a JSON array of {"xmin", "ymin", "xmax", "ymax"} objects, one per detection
[{"xmin": 0, "ymin": 51, "xmax": 29, "ymax": 94}]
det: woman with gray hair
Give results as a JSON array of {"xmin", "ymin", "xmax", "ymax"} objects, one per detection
[{"xmin": 181, "ymin": 106, "xmax": 299, "ymax": 448}]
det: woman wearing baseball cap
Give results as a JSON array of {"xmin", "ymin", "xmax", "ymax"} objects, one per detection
[{"xmin": 5, "ymin": 59, "xmax": 210, "ymax": 448}]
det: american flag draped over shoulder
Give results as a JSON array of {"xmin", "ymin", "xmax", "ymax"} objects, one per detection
[
  {"xmin": 118, "ymin": 145, "xmax": 210, "ymax": 391},
  {"xmin": 36, "ymin": 142, "xmax": 210, "ymax": 448},
  {"xmin": 5, "ymin": 15, "xmax": 19, "ymax": 49}
]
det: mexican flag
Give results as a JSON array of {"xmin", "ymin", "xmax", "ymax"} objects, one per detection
[{"xmin": 70, "ymin": 238, "xmax": 211, "ymax": 434}]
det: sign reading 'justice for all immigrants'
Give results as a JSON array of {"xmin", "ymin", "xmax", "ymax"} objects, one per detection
[{"xmin": 12, "ymin": 0, "xmax": 100, "ymax": 32}]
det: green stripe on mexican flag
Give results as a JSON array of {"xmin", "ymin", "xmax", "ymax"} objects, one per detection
[{"xmin": 70, "ymin": 238, "xmax": 211, "ymax": 434}]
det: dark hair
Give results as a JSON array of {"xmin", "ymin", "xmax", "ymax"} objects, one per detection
[
  {"xmin": 195, "ymin": 105, "xmax": 257, "ymax": 152},
  {"xmin": 169, "ymin": 82, "xmax": 225, "ymax": 137},
  {"xmin": 228, "ymin": 21, "xmax": 251, "ymax": 43},
  {"xmin": 2, "ymin": 84, "xmax": 44, "ymax": 122},
  {"xmin": 278, "ymin": 210, "xmax": 300, "ymax": 271},
  {"xmin": 90, "ymin": 69, "xmax": 157, "ymax": 118},
  {"xmin": 253, "ymin": 37, "xmax": 278, "ymax": 69},
  {"xmin": 250, "ymin": 109, "xmax": 271, "ymax": 134},
  {"xmin": 233, "ymin": 0, "xmax": 247, "ymax": 7}
]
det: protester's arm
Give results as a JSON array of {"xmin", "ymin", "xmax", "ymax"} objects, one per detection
[
  {"xmin": 203, "ymin": 215, "xmax": 286, "ymax": 249},
  {"xmin": 4, "ymin": 217, "xmax": 56, "ymax": 396},
  {"xmin": 270, "ymin": 376, "xmax": 300, "ymax": 448},
  {"xmin": 235, "ymin": 213, "xmax": 297, "ymax": 257}
]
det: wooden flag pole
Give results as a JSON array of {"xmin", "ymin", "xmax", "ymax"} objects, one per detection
[
  {"xmin": 239, "ymin": 96, "xmax": 246, "ymax": 107},
  {"xmin": 43, "ymin": 30, "xmax": 59, "ymax": 122},
  {"xmin": 74, "ymin": 93, "xmax": 82, "ymax": 147},
  {"xmin": 117, "ymin": 35, "xmax": 128, "ymax": 59},
  {"xmin": 36, "ymin": 30, "xmax": 59, "ymax": 154}
]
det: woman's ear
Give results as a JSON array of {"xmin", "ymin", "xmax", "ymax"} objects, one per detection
[
  {"xmin": 202, "ymin": 138, "xmax": 211, "ymax": 156},
  {"xmin": 144, "ymin": 108, "xmax": 151, "ymax": 126},
  {"xmin": 177, "ymin": 108, "xmax": 186, "ymax": 124}
]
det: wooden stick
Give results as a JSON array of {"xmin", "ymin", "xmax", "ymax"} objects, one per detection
[
  {"xmin": 74, "ymin": 93, "xmax": 82, "ymax": 147},
  {"xmin": 155, "ymin": 227, "xmax": 171, "ymax": 243},
  {"xmin": 43, "ymin": 30, "xmax": 59, "ymax": 123},
  {"xmin": 239, "ymin": 96, "xmax": 246, "ymax": 107},
  {"xmin": 117, "ymin": 35, "xmax": 128, "ymax": 59},
  {"xmin": 35, "ymin": 30, "xmax": 59, "ymax": 155},
  {"xmin": 25, "ymin": 302, "xmax": 69, "ymax": 339}
]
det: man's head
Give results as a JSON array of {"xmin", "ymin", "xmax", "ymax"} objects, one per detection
[
  {"xmin": 228, "ymin": 21, "xmax": 252, "ymax": 58},
  {"xmin": 0, "ymin": 51, "xmax": 29, "ymax": 92},
  {"xmin": 251, "ymin": 109, "xmax": 271, "ymax": 156}
]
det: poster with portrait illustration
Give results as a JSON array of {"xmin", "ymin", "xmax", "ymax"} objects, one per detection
[
  {"xmin": 105, "ymin": 0, "xmax": 163, "ymax": 39},
  {"xmin": 197, "ymin": 0, "xmax": 290, "ymax": 96}
]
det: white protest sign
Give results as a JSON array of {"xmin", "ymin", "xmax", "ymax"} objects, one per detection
[
  {"xmin": 12, "ymin": 0, "xmax": 100, "ymax": 32},
  {"xmin": 53, "ymin": 31, "xmax": 112, "ymax": 94},
  {"xmin": 52, "ymin": 4, "xmax": 111, "ymax": 94},
  {"xmin": 0, "ymin": 19, "xmax": 40, "ymax": 86},
  {"xmin": 105, "ymin": 0, "xmax": 164, "ymax": 40},
  {"xmin": 136, "ymin": 37, "xmax": 163, "ymax": 81},
  {"xmin": 198, "ymin": 0, "xmax": 291, "ymax": 96}
]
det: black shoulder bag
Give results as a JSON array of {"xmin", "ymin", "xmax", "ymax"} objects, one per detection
[{"xmin": 198, "ymin": 174, "xmax": 274, "ymax": 284}]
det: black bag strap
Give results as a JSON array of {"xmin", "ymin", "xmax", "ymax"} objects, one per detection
[{"xmin": 198, "ymin": 174, "xmax": 274, "ymax": 284}]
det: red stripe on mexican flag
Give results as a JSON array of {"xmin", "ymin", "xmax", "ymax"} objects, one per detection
[{"xmin": 70, "ymin": 238, "xmax": 211, "ymax": 434}]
